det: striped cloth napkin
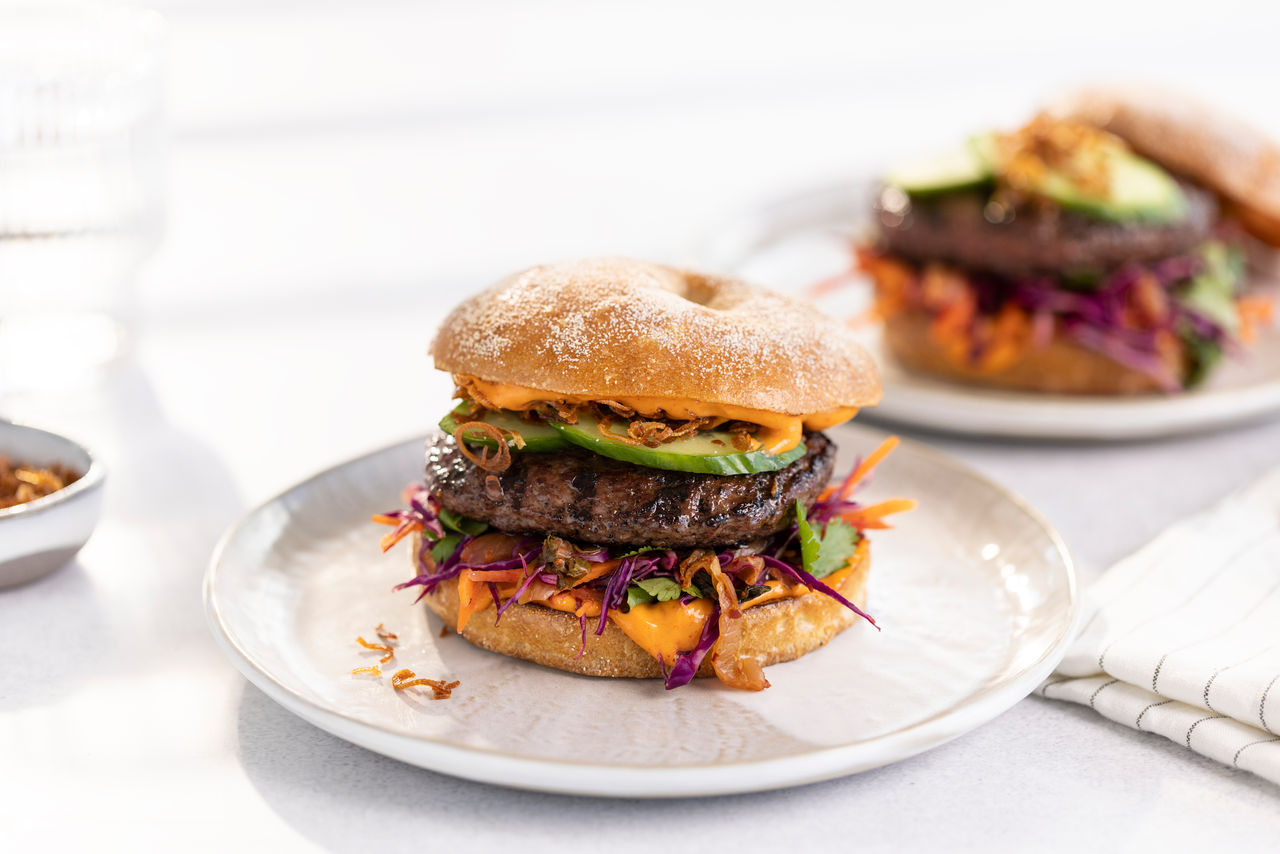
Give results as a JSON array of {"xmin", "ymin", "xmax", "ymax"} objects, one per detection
[{"xmin": 1039, "ymin": 466, "xmax": 1280, "ymax": 785}]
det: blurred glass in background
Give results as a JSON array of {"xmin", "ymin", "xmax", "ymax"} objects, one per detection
[{"xmin": 0, "ymin": 2, "xmax": 164, "ymax": 395}]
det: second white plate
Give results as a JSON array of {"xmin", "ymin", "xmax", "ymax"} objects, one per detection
[
  {"xmin": 205, "ymin": 423, "xmax": 1076, "ymax": 797},
  {"xmin": 696, "ymin": 180, "xmax": 1280, "ymax": 440}
]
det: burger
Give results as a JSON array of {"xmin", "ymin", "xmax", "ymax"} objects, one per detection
[
  {"xmin": 855, "ymin": 86, "xmax": 1277, "ymax": 394},
  {"xmin": 374, "ymin": 258, "xmax": 912, "ymax": 691}
]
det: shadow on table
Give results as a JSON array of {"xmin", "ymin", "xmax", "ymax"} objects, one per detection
[
  {"xmin": 0, "ymin": 559, "xmax": 107, "ymax": 711},
  {"xmin": 95, "ymin": 357, "xmax": 245, "ymax": 641},
  {"xmin": 0, "ymin": 354, "xmax": 244, "ymax": 709}
]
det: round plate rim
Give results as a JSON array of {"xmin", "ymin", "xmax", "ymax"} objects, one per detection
[{"xmin": 204, "ymin": 430, "xmax": 1079, "ymax": 797}]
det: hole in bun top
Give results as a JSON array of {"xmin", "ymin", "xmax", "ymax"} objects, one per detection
[{"xmin": 430, "ymin": 258, "xmax": 882, "ymax": 416}]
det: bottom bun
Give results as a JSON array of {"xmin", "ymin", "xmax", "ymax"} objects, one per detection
[
  {"xmin": 883, "ymin": 310, "xmax": 1178, "ymax": 395},
  {"xmin": 417, "ymin": 537, "xmax": 871, "ymax": 679}
]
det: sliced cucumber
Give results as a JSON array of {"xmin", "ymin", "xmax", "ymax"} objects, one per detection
[
  {"xmin": 549, "ymin": 414, "xmax": 807, "ymax": 476},
  {"xmin": 1025, "ymin": 149, "xmax": 1187, "ymax": 224},
  {"xmin": 967, "ymin": 133, "xmax": 998, "ymax": 173},
  {"xmin": 439, "ymin": 404, "xmax": 569, "ymax": 452},
  {"xmin": 884, "ymin": 142, "xmax": 994, "ymax": 197}
]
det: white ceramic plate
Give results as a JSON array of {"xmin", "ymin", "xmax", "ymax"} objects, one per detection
[
  {"xmin": 695, "ymin": 180, "xmax": 1280, "ymax": 440},
  {"xmin": 205, "ymin": 423, "xmax": 1077, "ymax": 797}
]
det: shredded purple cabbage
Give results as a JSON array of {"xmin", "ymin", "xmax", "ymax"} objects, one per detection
[
  {"xmin": 662, "ymin": 608, "xmax": 720, "ymax": 690},
  {"xmin": 762, "ymin": 555, "xmax": 877, "ymax": 629},
  {"xmin": 915, "ymin": 245, "xmax": 1245, "ymax": 391},
  {"xmin": 393, "ymin": 533, "xmax": 472, "ymax": 603},
  {"xmin": 379, "ymin": 486, "xmax": 445, "ymax": 541},
  {"xmin": 381, "ymin": 470, "xmax": 881, "ymax": 682}
]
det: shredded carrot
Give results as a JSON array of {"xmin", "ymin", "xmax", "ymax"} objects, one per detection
[
  {"xmin": 839, "ymin": 498, "xmax": 918, "ymax": 530},
  {"xmin": 376, "ymin": 519, "xmax": 422, "ymax": 553},
  {"xmin": 356, "ymin": 636, "xmax": 396, "ymax": 664},
  {"xmin": 375, "ymin": 623, "xmax": 398, "ymax": 643},
  {"xmin": 806, "ymin": 269, "xmax": 859, "ymax": 299},
  {"xmin": 464, "ymin": 568, "xmax": 524, "ymax": 583},
  {"xmin": 976, "ymin": 303, "xmax": 1032, "ymax": 372},
  {"xmin": 391, "ymin": 668, "xmax": 460, "ymax": 699},
  {"xmin": 856, "ymin": 248, "xmax": 916, "ymax": 319},
  {"xmin": 350, "ymin": 665, "xmax": 382, "ymax": 676},
  {"xmin": 371, "ymin": 514, "xmax": 400, "ymax": 526},
  {"xmin": 455, "ymin": 571, "xmax": 485, "ymax": 632},
  {"xmin": 563, "ymin": 557, "xmax": 622, "ymax": 589},
  {"xmin": 928, "ymin": 286, "xmax": 977, "ymax": 365},
  {"xmin": 1238, "ymin": 295, "xmax": 1276, "ymax": 344},
  {"xmin": 544, "ymin": 587, "xmax": 603, "ymax": 619},
  {"xmin": 827, "ymin": 436, "xmax": 901, "ymax": 502}
]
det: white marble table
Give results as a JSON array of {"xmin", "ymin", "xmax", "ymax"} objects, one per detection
[{"xmin": 4, "ymin": 2, "xmax": 1280, "ymax": 850}]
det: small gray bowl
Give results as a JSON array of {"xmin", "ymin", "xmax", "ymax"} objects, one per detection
[{"xmin": 0, "ymin": 422, "xmax": 105, "ymax": 588}]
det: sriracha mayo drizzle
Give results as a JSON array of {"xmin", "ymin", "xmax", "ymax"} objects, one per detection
[{"xmin": 455, "ymin": 375, "xmax": 859, "ymax": 455}]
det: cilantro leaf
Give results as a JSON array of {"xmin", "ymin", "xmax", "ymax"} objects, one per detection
[
  {"xmin": 430, "ymin": 533, "xmax": 462, "ymax": 563},
  {"xmin": 618, "ymin": 546, "xmax": 660, "ymax": 557},
  {"xmin": 811, "ymin": 519, "xmax": 860, "ymax": 578},
  {"xmin": 634, "ymin": 577, "xmax": 683, "ymax": 602},
  {"xmin": 795, "ymin": 500, "xmax": 862, "ymax": 579},
  {"xmin": 795, "ymin": 500, "xmax": 822, "ymax": 573},
  {"xmin": 626, "ymin": 577, "xmax": 695, "ymax": 609},
  {"xmin": 440, "ymin": 508, "xmax": 488, "ymax": 536},
  {"xmin": 626, "ymin": 585, "xmax": 654, "ymax": 609}
]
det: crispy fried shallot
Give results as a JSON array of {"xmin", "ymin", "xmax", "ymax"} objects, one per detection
[
  {"xmin": 596, "ymin": 413, "xmax": 643, "ymax": 446},
  {"xmin": 996, "ymin": 114, "xmax": 1116, "ymax": 205},
  {"xmin": 356, "ymin": 636, "xmax": 396, "ymax": 664},
  {"xmin": 391, "ymin": 668, "xmax": 460, "ymax": 699},
  {"xmin": 375, "ymin": 623, "xmax": 398, "ymax": 643},
  {"xmin": 453, "ymin": 383, "xmax": 766, "ymax": 449},
  {"xmin": 453, "ymin": 405, "xmax": 529, "ymax": 451},
  {"xmin": 453, "ymin": 422, "xmax": 512, "ymax": 472},
  {"xmin": 0, "ymin": 457, "xmax": 80, "ymax": 509},
  {"xmin": 350, "ymin": 665, "xmax": 382, "ymax": 676},
  {"xmin": 455, "ymin": 379, "xmax": 500, "ymax": 411},
  {"xmin": 597, "ymin": 400, "xmax": 636, "ymax": 418}
]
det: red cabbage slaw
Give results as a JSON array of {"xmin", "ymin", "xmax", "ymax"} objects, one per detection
[
  {"xmin": 381, "ymin": 462, "xmax": 879, "ymax": 689},
  {"xmin": 874, "ymin": 240, "xmax": 1246, "ymax": 390}
]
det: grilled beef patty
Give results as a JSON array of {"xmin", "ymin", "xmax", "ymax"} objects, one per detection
[
  {"xmin": 877, "ymin": 182, "xmax": 1217, "ymax": 278},
  {"xmin": 426, "ymin": 432, "xmax": 836, "ymax": 548}
]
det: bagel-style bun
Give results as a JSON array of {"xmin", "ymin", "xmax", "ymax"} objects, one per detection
[
  {"xmin": 1049, "ymin": 84, "xmax": 1280, "ymax": 246},
  {"xmin": 883, "ymin": 310, "xmax": 1177, "ymax": 395},
  {"xmin": 430, "ymin": 257, "xmax": 882, "ymax": 414},
  {"xmin": 417, "ymin": 532, "xmax": 871, "ymax": 679}
]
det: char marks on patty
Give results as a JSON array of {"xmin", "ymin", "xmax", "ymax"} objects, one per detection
[{"xmin": 425, "ymin": 432, "xmax": 836, "ymax": 549}]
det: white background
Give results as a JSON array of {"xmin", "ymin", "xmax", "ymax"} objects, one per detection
[{"xmin": 3, "ymin": 1, "xmax": 1280, "ymax": 850}]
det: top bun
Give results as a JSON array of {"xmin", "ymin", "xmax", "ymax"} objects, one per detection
[
  {"xmin": 430, "ymin": 258, "xmax": 882, "ymax": 415},
  {"xmin": 1049, "ymin": 84, "xmax": 1280, "ymax": 245}
]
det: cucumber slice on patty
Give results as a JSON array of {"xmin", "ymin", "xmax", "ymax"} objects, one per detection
[
  {"xmin": 884, "ymin": 141, "xmax": 994, "ymax": 197},
  {"xmin": 439, "ymin": 405, "xmax": 570, "ymax": 452},
  {"xmin": 549, "ymin": 414, "xmax": 807, "ymax": 475},
  {"xmin": 1030, "ymin": 149, "xmax": 1188, "ymax": 223}
]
